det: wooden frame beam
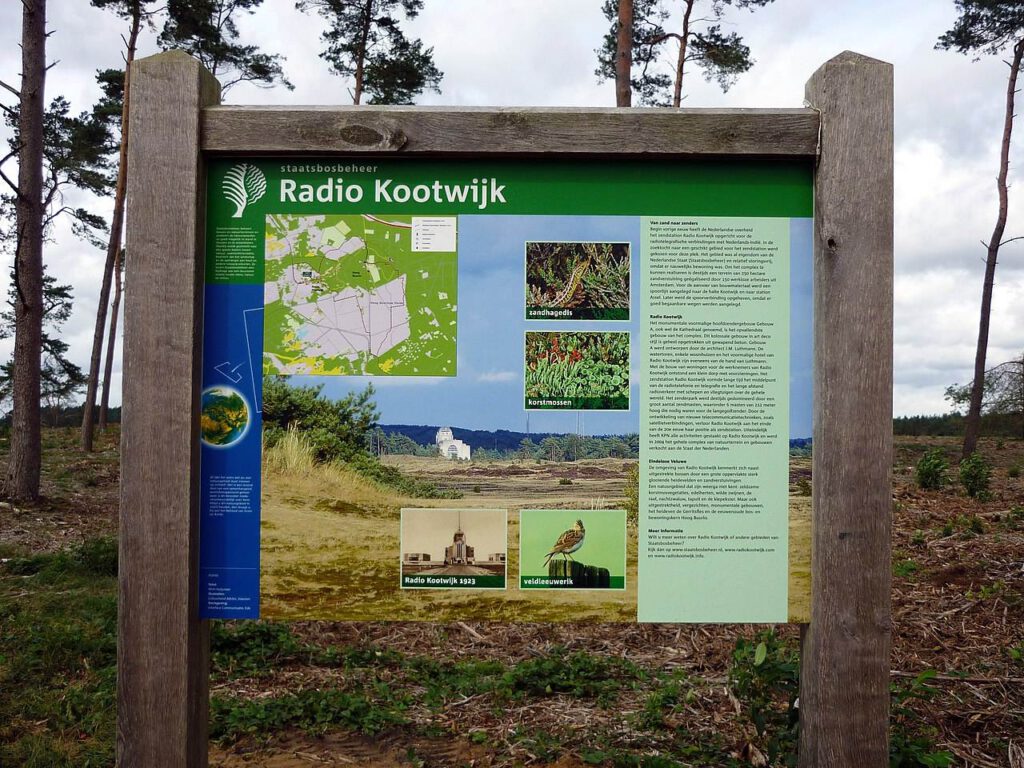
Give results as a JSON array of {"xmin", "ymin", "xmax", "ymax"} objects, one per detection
[{"xmin": 202, "ymin": 105, "xmax": 820, "ymax": 157}]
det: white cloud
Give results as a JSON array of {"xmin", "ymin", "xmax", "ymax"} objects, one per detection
[{"xmin": 477, "ymin": 371, "xmax": 516, "ymax": 383}]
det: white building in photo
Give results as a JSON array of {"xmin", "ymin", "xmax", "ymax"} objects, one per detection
[{"xmin": 435, "ymin": 426, "xmax": 471, "ymax": 461}]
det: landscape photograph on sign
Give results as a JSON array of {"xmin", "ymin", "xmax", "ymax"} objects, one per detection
[{"xmin": 197, "ymin": 159, "xmax": 814, "ymax": 624}]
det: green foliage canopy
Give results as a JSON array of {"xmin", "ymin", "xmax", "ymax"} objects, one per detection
[
  {"xmin": 937, "ymin": 0, "xmax": 1024, "ymax": 55},
  {"xmin": 595, "ymin": 0, "xmax": 774, "ymax": 106},
  {"xmin": 297, "ymin": 0, "xmax": 442, "ymax": 104},
  {"xmin": 262, "ymin": 375, "xmax": 378, "ymax": 463},
  {"xmin": 2, "ymin": 96, "xmax": 114, "ymax": 248},
  {"xmin": 0, "ymin": 274, "xmax": 86, "ymax": 423},
  {"xmin": 159, "ymin": 0, "xmax": 293, "ymax": 91}
]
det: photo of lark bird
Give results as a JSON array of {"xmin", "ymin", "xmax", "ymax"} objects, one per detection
[
  {"xmin": 543, "ymin": 518, "xmax": 586, "ymax": 565},
  {"xmin": 519, "ymin": 509, "xmax": 627, "ymax": 591}
]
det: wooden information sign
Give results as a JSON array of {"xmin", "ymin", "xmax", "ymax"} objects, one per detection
[{"xmin": 119, "ymin": 49, "xmax": 892, "ymax": 767}]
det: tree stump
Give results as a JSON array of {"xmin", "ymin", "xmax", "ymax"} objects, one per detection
[{"xmin": 547, "ymin": 560, "xmax": 610, "ymax": 588}]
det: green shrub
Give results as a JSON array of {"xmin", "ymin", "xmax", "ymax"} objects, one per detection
[
  {"xmin": 1006, "ymin": 506, "xmax": 1024, "ymax": 531},
  {"xmin": 729, "ymin": 631, "xmax": 800, "ymax": 766},
  {"xmin": 262, "ymin": 376, "xmax": 377, "ymax": 464},
  {"xmin": 345, "ymin": 451, "xmax": 461, "ymax": 499},
  {"xmin": 211, "ymin": 621, "xmax": 305, "ymax": 677},
  {"xmin": 915, "ymin": 449, "xmax": 948, "ymax": 490},
  {"xmin": 889, "ymin": 671, "xmax": 954, "ymax": 767},
  {"xmin": 558, "ymin": 477, "xmax": 573, "ymax": 486},
  {"xmin": 1008, "ymin": 463, "xmax": 1021, "ymax": 479},
  {"xmin": 262, "ymin": 376, "xmax": 459, "ymax": 498},
  {"xmin": 210, "ymin": 687, "xmax": 408, "ymax": 742},
  {"xmin": 500, "ymin": 649, "xmax": 643, "ymax": 704},
  {"xmin": 893, "ymin": 559, "xmax": 919, "ymax": 578},
  {"xmin": 940, "ymin": 514, "xmax": 985, "ymax": 538},
  {"xmin": 74, "ymin": 538, "xmax": 118, "ymax": 577},
  {"xmin": 1008, "ymin": 643, "xmax": 1024, "ymax": 667},
  {"xmin": 959, "ymin": 453, "xmax": 992, "ymax": 499}
]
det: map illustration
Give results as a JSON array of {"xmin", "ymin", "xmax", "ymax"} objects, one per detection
[
  {"xmin": 263, "ymin": 214, "xmax": 458, "ymax": 376},
  {"xmin": 200, "ymin": 386, "xmax": 250, "ymax": 447}
]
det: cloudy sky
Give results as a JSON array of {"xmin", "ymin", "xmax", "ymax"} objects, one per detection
[{"xmin": 1, "ymin": 0, "xmax": 1021, "ymax": 417}]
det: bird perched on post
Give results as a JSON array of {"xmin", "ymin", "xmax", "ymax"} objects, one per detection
[{"xmin": 544, "ymin": 519, "xmax": 586, "ymax": 565}]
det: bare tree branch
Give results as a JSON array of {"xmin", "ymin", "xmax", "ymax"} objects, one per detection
[
  {"xmin": 42, "ymin": 204, "xmax": 73, "ymax": 227},
  {"xmin": 0, "ymin": 168, "xmax": 21, "ymax": 197},
  {"xmin": 644, "ymin": 31, "xmax": 683, "ymax": 45},
  {"xmin": 0, "ymin": 79, "xmax": 20, "ymax": 98},
  {"xmin": 0, "ymin": 146, "xmax": 22, "ymax": 170}
]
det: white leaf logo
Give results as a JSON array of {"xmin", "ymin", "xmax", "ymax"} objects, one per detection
[{"xmin": 223, "ymin": 163, "xmax": 266, "ymax": 218}]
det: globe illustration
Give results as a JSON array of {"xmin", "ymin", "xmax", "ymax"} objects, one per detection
[{"xmin": 200, "ymin": 386, "xmax": 250, "ymax": 447}]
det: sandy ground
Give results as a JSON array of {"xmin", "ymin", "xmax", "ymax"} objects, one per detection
[{"xmin": 259, "ymin": 455, "xmax": 811, "ymax": 622}]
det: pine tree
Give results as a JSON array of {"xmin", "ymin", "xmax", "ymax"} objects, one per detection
[
  {"xmin": 946, "ymin": 352, "xmax": 1024, "ymax": 439},
  {"xmin": 937, "ymin": 1, "xmax": 1024, "ymax": 458},
  {"xmin": 0, "ymin": 274, "xmax": 85, "ymax": 427},
  {"xmin": 1, "ymin": 44, "xmax": 114, "ymax": 495},
  {"xmin": 81, "ymin": 0, "xmax": 156, "ymax": 450},
  {"xmin": 297, "ymin": 0, "xmax": 442, "ymax": 104},
  {"xmin": 2, "ymin": 0, "xmax": 48, "ymax": 501},
  {"xmin": 91, "ymin": 70, "xmax": 127, "ymax": 432},
  {"xmin": 159, "ymin": 0, "xmax": 293, "ymax": 92},
  {"xmin": 596, "ymin": 0, "xmax": 774, "ymax": 107},
  {"xmin": 80, "ymin": 0, "xmax": 292, "ymax": 450}
]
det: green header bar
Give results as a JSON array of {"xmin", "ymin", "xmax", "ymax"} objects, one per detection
[{"xmin": 207, "ymin": 156, "xmax": 812, "ymax": 221}]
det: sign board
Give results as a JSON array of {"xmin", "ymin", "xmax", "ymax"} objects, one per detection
[
  {"xmin": 197, "ymin": 157, "xmax": 813, "ymax": 623},
  {"xmin": 119, "ymin": 51, "xmax": 892, "ymax": 767}
]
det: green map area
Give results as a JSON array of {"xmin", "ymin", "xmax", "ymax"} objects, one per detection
[{"xmin": 263, "ymin": 214, "xmax": 458, "ymax": 376}]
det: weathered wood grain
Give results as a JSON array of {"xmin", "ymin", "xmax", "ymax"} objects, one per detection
[
  {"xmin": 799, "ymin": 51, "xmax": 894, "ymax": 768},
  {"xmin": 119, "ymin": 50, "xmax": 219, "ymax": 768},
  {"xmin": 202, "ymin": 106, "xmax": 819, "ymax": 157}
]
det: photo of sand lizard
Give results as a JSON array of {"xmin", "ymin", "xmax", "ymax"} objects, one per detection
[{"xmin": 525, "ymin": 241, "xmax": 631, "ymax": 320}]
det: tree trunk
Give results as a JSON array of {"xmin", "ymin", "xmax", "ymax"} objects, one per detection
[
  {"xmin": 99, "ymin": 248, "xmax": 123, "ymax": 429},
  {"xmin": 672, "ymin": 0, "xmax": 694, "ymax": 108},
  {"xmin": 962, "ymin": 39, "xmax": 1024, "ymax": 459},
  {"xmin": 353, "ymin": 0, "xmax": 374, "ymax": 105},
  {"xmin": 615, "ymin": 0, "xmax": 633, "ymax": 107},
  {"xmin": 1018, "ymin": 355, "xmax": 1024, "ymax": 441},
  {"xmin": 81, "ymin": 12, "xmax": 140, "ymax": 451},
  {"xmin": 6, "ymin": 0, "xmax": 47, "ymax": 502}
]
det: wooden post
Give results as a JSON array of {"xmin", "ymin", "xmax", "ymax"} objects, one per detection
[
  {"xmin": 119, "ymin": 51, "xmax": 220, "ymax": 767},
  {"xmin": 548, "ymin": 560, "xmax": 611, "ymax": 588},
  {"xmin": 800, "ymin": 52, "xmax": 893, "ymax": 767}
]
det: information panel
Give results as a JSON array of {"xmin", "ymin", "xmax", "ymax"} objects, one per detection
[{"xmin": 198, "ymin": 158, "xmax": 813, "ymax": 623}]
